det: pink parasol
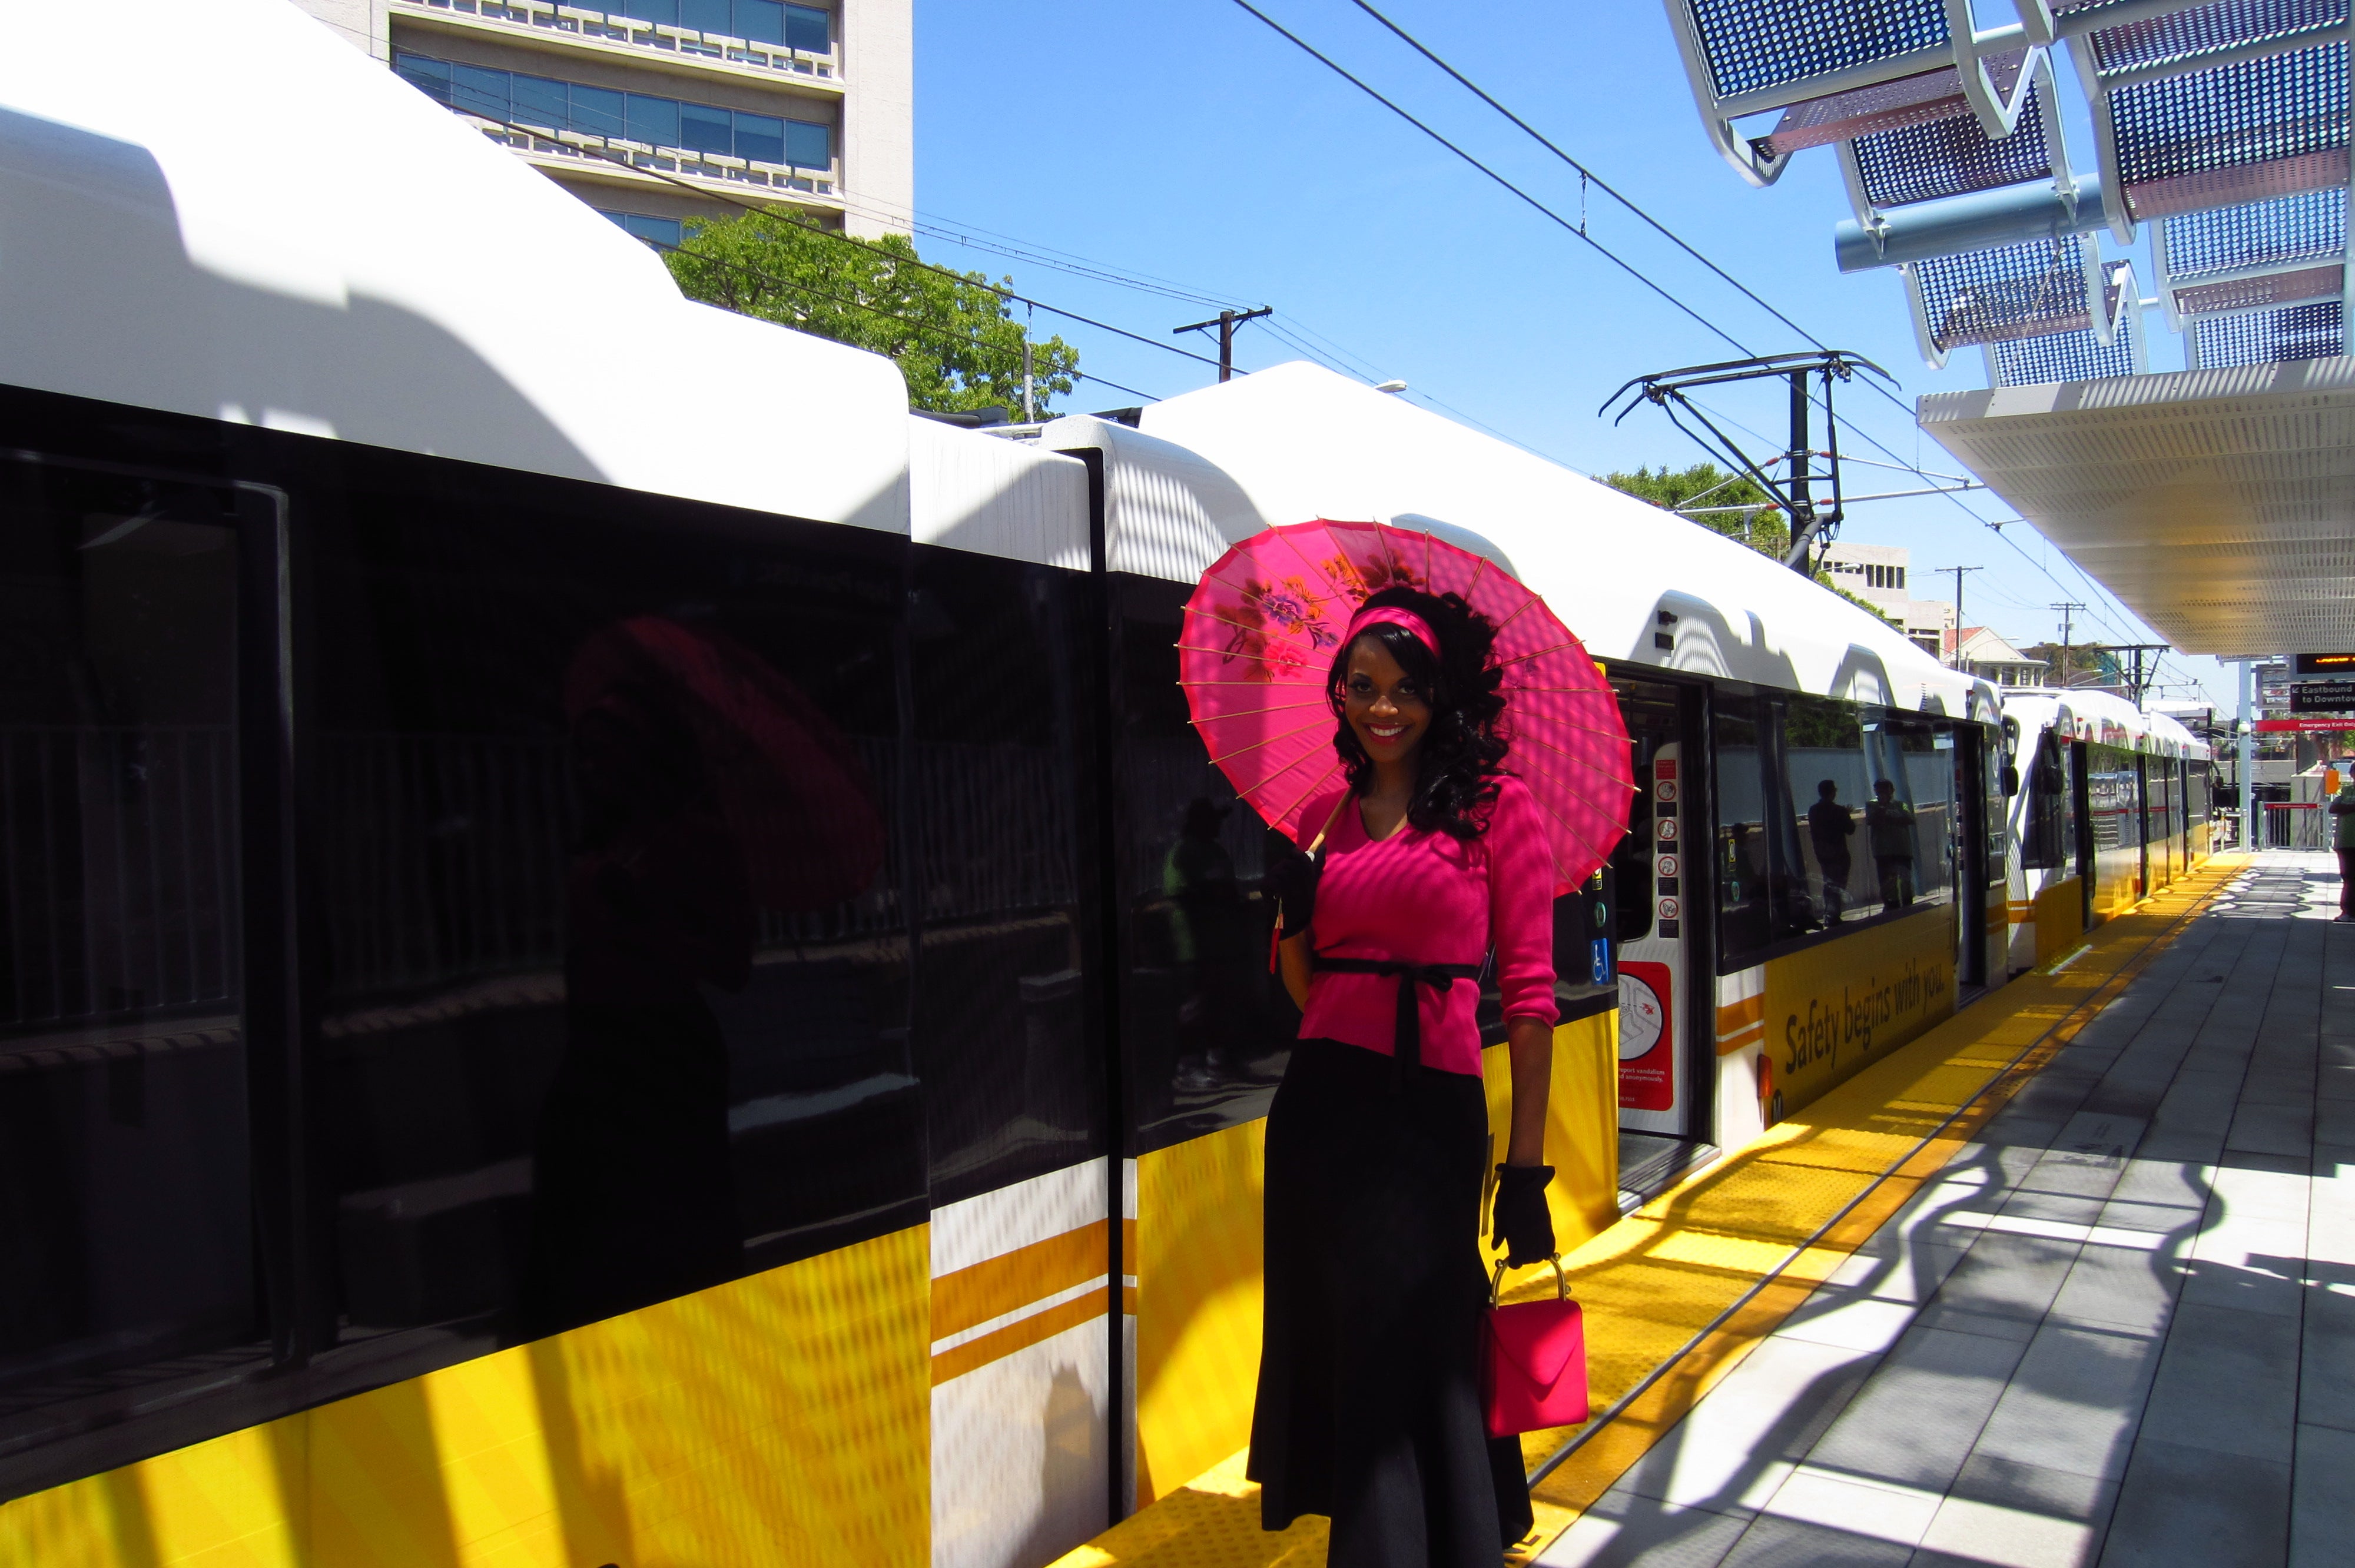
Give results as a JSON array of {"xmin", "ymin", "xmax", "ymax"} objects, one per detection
[{"xmin": 1178, "ymin": 520, "xmax": 1633, "ymax": 895}]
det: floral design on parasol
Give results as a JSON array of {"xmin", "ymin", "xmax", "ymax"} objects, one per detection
[{"xmin": 1178, "ymin": 519, "xmax": 1634, "ymax": 895}]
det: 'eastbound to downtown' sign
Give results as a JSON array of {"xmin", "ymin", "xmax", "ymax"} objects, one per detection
[{"xmin": 2291, "ymin": 681, "xmax": 2355, "ymax": 713}]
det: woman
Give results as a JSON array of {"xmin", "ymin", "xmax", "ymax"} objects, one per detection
[{"xmin": 1249, "ymin": 586, "xmax": 1561, "ymax": 1566}]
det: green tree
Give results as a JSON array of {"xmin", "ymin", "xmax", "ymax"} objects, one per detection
[
  {"xmin": 663, "ymin": 211, "xmax": 1080, "ymax": 417},
  {"xmin": 1601, "ymin": 463, "xmax": 1899, "ymax": 628}
]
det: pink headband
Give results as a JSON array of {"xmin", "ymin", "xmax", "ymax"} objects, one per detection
[{"xmin": 1346, "ymin": 604, "xmax": 1440, "ymax": 658}]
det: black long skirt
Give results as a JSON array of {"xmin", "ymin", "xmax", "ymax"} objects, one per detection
[{"xmin": 1248, "ymin": 1039, "xmax": 1534, "ymax": 1566}]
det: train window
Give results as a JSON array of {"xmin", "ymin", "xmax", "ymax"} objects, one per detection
[
  {"xmin": 904, "ymin": 550, "xmax": 1100, "ymax": 1207},
  {"xmin": 306, "ymin": 460, "xmax": 918, "ymax": 1347},
  {"xmin": 1607, "ymin": 679, "xmax": 1684, "ymax": 944},
  {"xmin": 2087, "ymin": 744, "xmax": 2144, "ymax": 853},
  {"xmin": 2022, "ymin": 734, "xmax": 2073, "ymax": 869},
  {"xmin": 1713, "ymin": 693, "xmax": 1809, "ymax": 960},
  {"xmin": 1880, "ymin": 717, "xmax": 1956, "ymax": 908},
  {"xmin": 1784, "ymin": 696, "xmax": 1875, "ymax": 931},
  {"xmin": 0, "ymin": 459, "xmax": 265, "ymax": 1449},
  {"xmin": 1982, "ymin": 726, "xmax": 2009, "ymax": 867},
  {"xmin": 1716, "ymin": 693, "xmax": 1962, "ymax": 969},
  {"xmin": 1117, "ymin": 579, "xmax": 1294, "ymax": 1152}
]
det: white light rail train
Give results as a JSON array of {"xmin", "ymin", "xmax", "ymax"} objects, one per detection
[{"xmin": 0, "ymin": 4, "xmax": 2210, "ymax": 1564}]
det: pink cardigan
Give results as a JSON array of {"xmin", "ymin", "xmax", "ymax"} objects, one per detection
[{"xmin": 1295, "ymin": 774, "xmax": 1558, "ymax": 1077}]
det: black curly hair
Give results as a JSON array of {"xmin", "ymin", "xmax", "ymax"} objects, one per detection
[{"xmin": 1326, "ymin": 586, "xmax": 1510, "ymax": 839}]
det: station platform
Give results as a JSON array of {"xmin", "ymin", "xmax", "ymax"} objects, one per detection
[{"xmin": 1054, "ymin": 852, "xmax": 2351, "ymax": 1567}]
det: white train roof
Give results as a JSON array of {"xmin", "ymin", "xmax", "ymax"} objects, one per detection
[
  {"xmin": 1055, "ymin": 363, "xmax": 1996, "ymax": 720},
  {"xmin": 907, "ymin": 416, "xmax": 1089, "ymax": 568},
  {"xmin": 0, "ymin": 0, "xmax": 908, "ymax": 532},
  {"xmin": 2001, "ymin": 689, "xmax": 2208, "ymax": 759}
]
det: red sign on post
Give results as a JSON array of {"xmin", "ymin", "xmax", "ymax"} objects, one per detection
[{"xmin": 2255, "ymin": 718, "xmax": 2355, "ymax": 733}]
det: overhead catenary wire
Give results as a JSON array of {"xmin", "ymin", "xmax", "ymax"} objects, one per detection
[
  {"xmin": 1345, "ymin": 0, "xmax": 1835, "ymax": 354},
  {"xmin": 1311, "ymin": 0, "xmax": 2207, "ymax": 690},
  {"xmin": 1223, "ymin": 0, "xmax": 1756, "ymax": 358}
]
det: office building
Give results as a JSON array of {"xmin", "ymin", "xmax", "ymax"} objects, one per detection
[
  {"xmin": 294, "ymin": 0, "xmax": 911, "ymax": 243},
  {"xmin": 1817, "ymin": 541, "xmax": 1953, "ymax": 659}
]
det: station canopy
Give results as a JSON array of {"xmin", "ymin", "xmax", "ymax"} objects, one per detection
[{"xmin": 1663, "ymin": 0, "xmax": 2355, "ymax": 654}]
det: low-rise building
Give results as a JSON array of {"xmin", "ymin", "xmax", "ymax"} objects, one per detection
[{"xmin": 1943, "ymin": 626, "xmax": 2048, "ymax": 687}]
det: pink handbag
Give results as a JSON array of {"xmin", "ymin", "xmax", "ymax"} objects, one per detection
[{"xmin": 1481, "ymin": 1257, "xmax": 1588, "ymax": 1437}]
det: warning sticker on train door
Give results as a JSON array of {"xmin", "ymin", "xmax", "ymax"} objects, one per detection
[{"xmin": 1617, "ymin": 960, "xmax": 1674, "ymax": 1111}]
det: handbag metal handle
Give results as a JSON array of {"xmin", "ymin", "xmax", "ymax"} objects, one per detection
[{"xmin": 1490, "ymin": 1253, "xmax": 1569, "ymax": 1307}]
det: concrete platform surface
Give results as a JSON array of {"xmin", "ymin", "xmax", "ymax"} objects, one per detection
[{"xmin": 1541, "ymin": 853, "xmax": 2354, "ymax": 1568}]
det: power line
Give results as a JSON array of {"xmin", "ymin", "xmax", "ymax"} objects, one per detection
[
  {"xmin": 642, "ymin": 236, "xmax": 1164, "ymax": 406},
  {"xmin": 830, "ymin": 190, "xmax": 1254, "ymax": 310},
  {"xmin": 1345, "ymin": 0, "xmax": 1832, "ymax": 353},
  {"xmin": 466, "ymin": 113, "xmax": 1230, "ymax": 371},
  {"xmin": 1223, "ymin": 0, "xmax": 1754, "ymax": 357},
  {"xmin": 1235, "ymin": 0, "xmax": 2200, "ymax": 689}
]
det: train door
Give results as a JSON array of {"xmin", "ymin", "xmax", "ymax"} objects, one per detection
[
  {"xmin": 2073, "ymin": 739, "xmax": 2095, "ymax": 929},
  {"xmin": 1951, "ymin": 726, "xmax": 1988, "ymax": 990},
  {"xmin": 2135, "ymin": 753, "xmax": 2152, "ymax": 898},
  {"xmin": 1607, "ymin": 679, "xmax": 1709, "ymax": 1190}
]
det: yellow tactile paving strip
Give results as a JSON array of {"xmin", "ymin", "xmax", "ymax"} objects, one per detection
[{"xmin": 1053, "ymin": 857, "xmax": 2244, "ymax": 1568}]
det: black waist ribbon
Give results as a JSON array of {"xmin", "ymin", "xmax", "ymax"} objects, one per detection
[{"xmin": 1312, "ymin": 954, "xmax": 1484, "ymax": 1089}]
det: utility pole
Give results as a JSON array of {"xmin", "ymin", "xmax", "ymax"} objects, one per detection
[
  {"xmin": 2050, "ymin": 603, "xmax": 2085, "ymax": 687},
  {"xmin": 1938, "ymin": 565, "xmax": 1983, "ymax": 667},
  {"xmin": 1173, "ymin": 306, "xmax": 1272, "ymax": 383},
  {"xmin": 1021, "ymin": 302, "xmax": 1035, "ymax": 423}
]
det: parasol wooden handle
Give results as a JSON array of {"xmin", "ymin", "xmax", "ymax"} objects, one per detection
[{"xmin": 1271, "ymin": 790, "xmax": 1353, "ymax": 971}]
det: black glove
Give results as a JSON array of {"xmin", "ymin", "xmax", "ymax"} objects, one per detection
[
  {"xmin": 1491, "ymin": 1164, "xmax": 1557, "ymax": 1268},
  {"xmin": 1264, "ymin": 828, "xmax": 1321, "ymax": 936}
]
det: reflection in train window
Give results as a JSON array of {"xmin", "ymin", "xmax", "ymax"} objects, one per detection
[
  {"xmin": 1116, "ymin": 577, "xmax": 1293, "ymax": 1154},
  {"xmin": 1607, "ymin": 677, "xmax": 1684, "ymax": 944},
  {"xmin": 1716, "ymin": 692, "xmax": 1963, "ymax": 969},
  {"xmin": 308, "ymin": 460, "xmax": 919, "ymax": 1347},
  {"xmin": 1713, "ymin": 692, "xmax": 1776, "ymax": 961},
  {"xmin": 1785, "ymin": 696, "xmax": 1876, "ymax": 929},
  {"xmin": 905, "ymin": 550, "xmax": 1099, "ymax": 1207},
  {"xmin": 2086, "ymin": 745, "xmax": 2145, "ymax": 853},
  {"xmin": 0, "ymin": 459, "xmax": 261, "ymax": 1453},
  {"xmin": 2022, "ymin": 733, "xmax": 2074, "ymax": 870}
]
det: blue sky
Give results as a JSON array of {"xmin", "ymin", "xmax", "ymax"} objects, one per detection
[{"xmin": 907, "ymin": 0, "xmax": 2230, "ymax": 712}]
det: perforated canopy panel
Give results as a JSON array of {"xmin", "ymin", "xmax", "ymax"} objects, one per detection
[
  {"xmin": 2164, "ymin": 187, "xmax": 2345, "ymax": 275},
  {"xmin": 1991, "ymin": 312, "xmax": 2144, "ymax": 386},
  {"xmin": 1764, "ymin": 69, "xmax": 1972, "ymax": 154},
  {"xmin": 2193, "ymin": 297, "xmax": 2347, "ymax": 362},
  {"xmin": 2088, "ymin": 0, "xmax": 2348, "ymax": 81},
  {"xmin": 2111, "ymin": 42, "xmax": 2350, "ymax": 217},
  {"xmin": 1913, "ymin": 237, "xmax": 2093, "ymax": 348},
  {"xmin": 1855, "ymin": 79, "xmax": 2053, "ymax": 207},
  {"xmin": 1920, "ymin": 359, "xmax": 2355, "ymax": 655},
  {"xmin": 1688, "ymin": 0, "xmax": 1949, "ymax": 98}
]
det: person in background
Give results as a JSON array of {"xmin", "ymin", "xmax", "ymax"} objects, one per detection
[
  {"xmin": 1165, "ymin": 797, "xmax": 1251, "ymax": 1089},
  {"xmin": 1866, "ymin": 778, "xmax": 1918, "ymax": 908},
  {"xmin": 1806, "ymin": 779, "xmax": 1856, "ymax": 922},
  {"xmin": 2331, "ymin": 768, "xmax": 2355, "ymax": 921}
]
